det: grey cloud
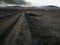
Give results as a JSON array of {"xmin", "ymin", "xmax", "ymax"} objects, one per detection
[{"xmin": 0, "ymin": 0, "xmax": 26, "ymax": 5}]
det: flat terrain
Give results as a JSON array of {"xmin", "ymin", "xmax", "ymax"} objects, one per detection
[{"xmin": 0, "ymin": 9, "xmax": 60, "ymax": 45}]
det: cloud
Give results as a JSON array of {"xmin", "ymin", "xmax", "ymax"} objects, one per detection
[{"xmin": 0, "ymin": 0, "xmax": 26, "ymax": 5}]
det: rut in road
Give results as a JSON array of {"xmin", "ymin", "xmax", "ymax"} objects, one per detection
[
  {"xmin": 16, "ymin": 13, "xmax": 60, "ymax": 45},
  {"xmin": 0, "ymin": 12, "xmax": 60, "ymax": 45},
  {"xmin": 24, "ymin": 13, "xmax": 60, "ymax": 45}
]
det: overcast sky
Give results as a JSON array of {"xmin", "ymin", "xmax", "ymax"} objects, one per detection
[
  {"xmin": 25, "ymin": 0, "xmax": 60, "ymax": 7},
  {"xmin": 0, "ymin": 0, "xmax": 60, "ymax": 7}
]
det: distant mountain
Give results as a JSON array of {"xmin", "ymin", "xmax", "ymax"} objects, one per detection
[{"xmin": 39, "ymin": 5, "xmax": 60, "ymax": 10}]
